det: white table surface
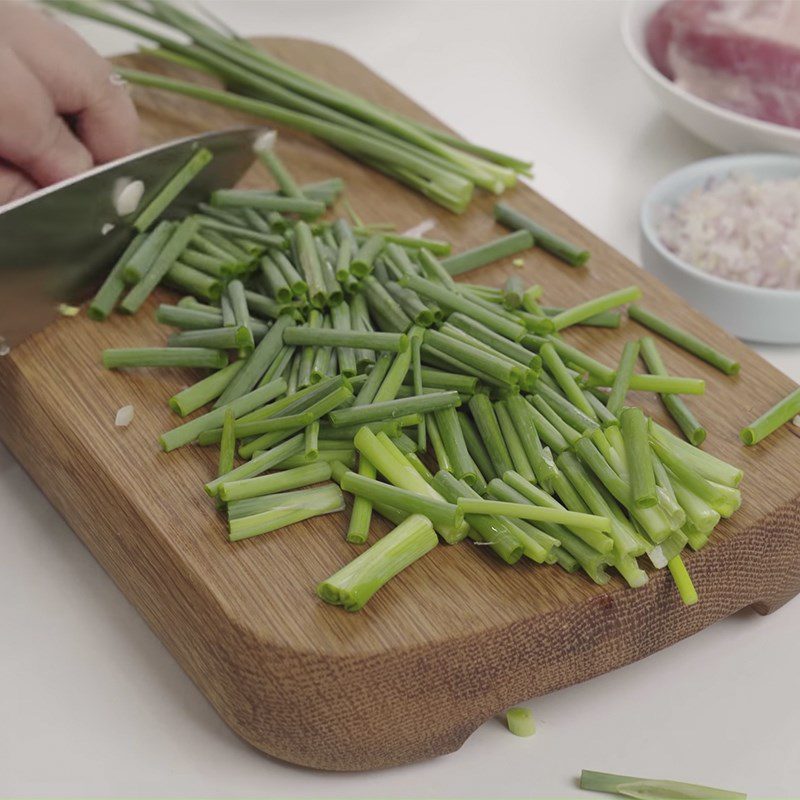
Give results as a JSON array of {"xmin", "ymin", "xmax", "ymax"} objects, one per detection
[{"xmin": 2, "ymin": 2, "xmax": 799, "ymax": 797}]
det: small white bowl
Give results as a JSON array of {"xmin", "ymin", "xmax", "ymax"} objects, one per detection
[
  {"xmin": 640, "ymin": 153, "xmax": 800, "ymax": 345},
  {"xmin": 621, "ymin": 0, "xmax": 800, "ymax": 155}
]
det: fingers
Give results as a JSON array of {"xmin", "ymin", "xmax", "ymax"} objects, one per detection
[
  {"xmin": 0, "ymin": 46, "xmax": 94, "ymax": 186},
  {"xmin": 4, "ymin": 6, "xmax": 140, "ymax": 164},
  {"xmin": 0, "ymin": 161, "xmax": 37, "ymax": 205}
]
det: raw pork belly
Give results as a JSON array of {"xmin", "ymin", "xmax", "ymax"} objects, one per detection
[{"xmin": 646, "ymin": 0, "xmax": 800, "ymax": 128}]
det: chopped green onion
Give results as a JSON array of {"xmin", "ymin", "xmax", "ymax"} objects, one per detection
[
  {"xmin": 606, "ymin": 340, "xmax": 640, "ymax": 417},
  {"xmin": 329, "ymin": 390, "xmax": 460, "ymax": 428},
  {"xmin": 440, "ymin": 230, "xmax": 534, "ymax": 276},
  {"xmin": 740, "ymin": 386, "xmax": 800, "ymax": 445},
  {"xmin": 456, "ymin": 498, "xmax": 611, "ymax": 531},
  {"xmin": 88, "ymin": 233, "xmax": 147, "ymax": 320},
  {"xmin": 551, "ymin": 286, "xmax": 641, "ymax": 331},
  {"xmin": 620, "ymin": 407, "xmax": 656, "ymax": 509},
  {"xmin": 102, "ymin": 347, "xmax": 226, "ymax": 370},
  {"xmin": 169, "ymin": 360, "xmax": 245, "ymax": 416},
  {"xmin": 505, "ymin": 707, "xmax": 536, "ymax": 737},
  {"xmin": 579, "ymin": 770, "xmax": 745, "ymax": 799},
  {"xmin": 284, "ymin": 327, "xmax": 408, "ymax": 352},
  {"xmin": 219, "ymin": 462, "xmax": 332, "ymax": 502}
]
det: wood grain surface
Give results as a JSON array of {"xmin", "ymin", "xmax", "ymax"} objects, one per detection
[{"xmin": 1, "ymin": 39, "xmax": 800, "ymax": 771}]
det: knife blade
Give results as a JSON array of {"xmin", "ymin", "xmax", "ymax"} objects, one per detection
[{"xmin": 0, "ymin": 125, "xmax": 267, "ymax": 353}]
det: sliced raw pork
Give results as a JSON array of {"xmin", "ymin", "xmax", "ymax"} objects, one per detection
[{"xmin": 646, "ymin": 0, "xmax": 800, "ymax": 128}]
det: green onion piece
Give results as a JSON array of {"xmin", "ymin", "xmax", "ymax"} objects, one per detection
[
  {"xmin": 374, "ymin": 349, "xmax": 412, "ymax": 403},
  {"xmin": 351, "ymin": 233, "xmax": 384, "ymax": 277},
  {"xmin": 425, "ymin": 329, "xmax": 521, "ymax": 385},
  {"xmin": 270, "ymin": 249, "xmax": 307, "ymax": 297},
  {"xmin": 521, "ymin": 284, "xmax": 543, "ymax": 313},
  {"xmin": 579, "ymin": 770, "xmax": 745, "ymax": 799},
  {"xmin": 539, "ymin": 343, "xmax": 598, "ymax": 420},
  {"xmin": 102, "ymin": 347, "xmax": 226, "ymax": 370},
  {"xmin": 440, "ymin": 230, "xmax": 534, "ymax": 276},
  {"xmin": 347, "ymin": 456, "xmax": 376, "ymax": 544},
  {"xmin": 503, "ymin": 274, "xmax": 525, "ymax": 309},
  {"xmin": 456, "ymin": 498, "xmax": 610, "ymax": 531},
  {"xmin": 304, "ymin": 420, "xmax": 320, "ymax": 460},
  {"xmin": 329, "ymin": 390, "xmax": 459, "ymax": 428},
  {"xmin": 668, "ymin": 555, "xmax": 698, "ymax": 606},
  {"xmin": 134, "ymin": 147, "xmax": 213, "ymax": 232},
  {"xmin": 212, "ymin": 190, "xmax": 325, "ymax": 217},
  {"xmin": 317, "ymin": 514, "xmax": 437, "ymax": 611},
  {"xmin": 341, "ymin": 471, "xmax": 463, "ymax": 529},
  {"xmin": 354, "ymin": 352, "xmax": 393, "ymax": 406},
  {"xmin": 740, "ymin": 386, "xmax": 800, "ymax": 445},
  {"xmin": 403, "ymin": 367, "xmax": 477, "ymax": 394},
  {"xmin": 279, "ymin": 450, "xmax": 356, "ymax": 469},
  {"xmin": 540, "ymin": 338, "xmax": 616, "ymax": 384},
  {"xmin": 639, "ymin": 336, "xmax": 706, "ymax": 446},
  {"xmin": 402, "ymin": 273, "xmax": 527, "ymax": 342},
  {"xmin": 505, "ymin": 707, "xmax": 536, "ymax": 737},
  {"xmin": 589, "ymin": 373, "xmax": 706, "ymax": 396},
  {"xmin": 385, "ymin": 283, "xmax": 436, "ymax": 327},
  {"xmin": 88, "ymin": 233, "xmax": 147, "ymax": 320},
  {"xmin": 606, "ymin": 340, "xmax": 640, "ymax": 417},
  {"xmin": 159, "ymin": 377, "xmax": 287, "ymax": 452},
  {"xmin": 620, "ymin": 407, "xmax": 657, "ymax": 509},
  {"xmin": 253, "ymin": 143, "xmax": 302, "ymax": 198},
  {"xmin": 494, "ymin": 401, "xmax": 535, "ymax": 482},
  {"xmin": 283, "ymin": 327, "xmax": 408, "ymax": 352},
  {"xmin": 259, "ymin": 345, "xmax": 295, "ymax": 387},
  {"xmin": 433, "ymin": 405, "xmax": 475, "ymax": 483},
  {"xmin": 169, "ymin": 360, "xmax": 245, "ymax": 416},
  {"xmin": 219, "ymin": 461, "xmax": 332, "ymax": 502},
  {"xmin": 411, "ymin": 331, "xmax": 427, "ymax": 452},
  {"xmin": 426, "ymin": 413, "xmax": 452, "ymax": 472},
  {"xmin": 505, "ymin": 395, "xmax": 557, "ymax": 491},
  {"xmin": 629, "ymin": 305, "xmax": 740, "ymax": 376},
  {"xmin": 297, "ymin": 309, "xmax": 321, "ymax": 389},
  {"xmin": 127, "ymin": 227, "xmax": 178, "ymax": 283},
  {"xmin": 229, "ymin": 483, "xmax": 344, "ymax": 541},
  {"xmin": 167, "ymin": 326, "xmax": 247, "ymax": 350},
  {"xmin": 469, "ymin": 393, "xmax": 514, "ymax": 476},
  {"xmin": 196, "ymin": 215, "xmax": 283, "ymax": 248},
  {"xmin": 458, "ymin": 412, "xmax": 497, "ymax": 481},
  {"xmin": 494, "ymin": 202, "xmax": 589, "ymax": 266},
  {"xmin": 294, "ymin": 220, "xmax": 327, "ymax": 307},
  {"xmin": 217, "ymin": 408, "xmax": 236, "ymax": 509},
  {"xmin": 121, "ymin": 218, "xmax": 200, "ymax": 314},
  {"xmin": 552, "ymin": 286, "xmax": 641, "ymax": 331},
  {"xmin": 335, "ymin": 237, "xmax": 353, "ymax": 281},
  {"xmin": 532, "ymin": 384, "xmax": 599, "ymax": 434},
  {"xmin": 541, "ymin": 306, "xmax": 620, "ymax": 328},
  {"xmin": 260, "ymin": 254, "xmax": 292, "ymax": 303},
  {"xmin": 362, "ymin": 276, "xmax": 412, "ymax": 332},
  {"xmin": 355, "ymin": 230, "xmax": 451, "ymax": 255},
  {"xmin": 215, "ymin": 315, "xmax": 295, "ymax": 406},
  {"xmin": 156, "ymin": 303, "xmax": 223, "ymax": 330},
  {"xmin": 447, "ymin": 314, "xmax": 540, "ymax": 372}
]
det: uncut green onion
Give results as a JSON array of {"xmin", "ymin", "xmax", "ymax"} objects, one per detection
[
  {"xmin": 606, "ymin": 340, "xmax": 640, "ymax": 417},
  {"xmin": 431, "ymin": 471, "xmax": 523, "ymax": 564},
  {"xmin": 740, "ymin": 385, "xmax": 800, "ymax": 445},
  {"xmin": 215, "ymin": 315, "xmax": 294, "ymax": 406},
  {"xmin": 212, "ymin": 190, "xmax": 325, "ymax": 217},
  {"xmin": 284, "ymin": 327, "xmax": 409, "ymax": 352},
  {"xmin": 494, "ymin": 202, "xmax": 589, "ymax": 267},
  {"xmin": 317, "ymin": 514, "xmax": 437, "ymax": 611},
  {"xmin": 341, "ymin": 471, "xmax": 462, "ymax": 529},
  {"xmin": 329, "ymin": 390, "xmax": 459, "ymax": 427},
  {"xmin": 167, "ymin": 326, "xmax": 248, "ymax": 350},
  {"xmin": 169, "ymin": 360, "xmax": 245, "ymax": 416},
  {"xmin": 134, "ymin": 147, "xmax": 213, "ymax": 232},
  {"xmin": 539, "ymin": 343, "xmax": 598, "ymax": 420},
  {"xmin": 552, "ymin": 285, "xmax": 641, "ymax": 331},
  {"xmin": 229, "ymin": 484, "xmax": 344, "ymax": 541},
  {"xmin": 219, "ymin": 461, "xmax": 331, "ymax": 502},
  {"xmin": 440, "ymin": 230, "xmax": 533, "ymax": 276},
  {"xmin": 351, "ymin": 233, "xmax": 384, "ymax": 277},
  {"xmin": 159, "ymin": 377, "xmax": 287, "ymax": 452},
  {"xmin": 206, "ymin": 431, "xmax": 305, "ymax": 496},
  {"xmin": 121, "ymin": 218, "xmax": 199, "ymax": 314},
  {"xmin": 469, "ymin": 393, "xmax": 514, "ymax": 477},
  {"xmin": 578, "ymin": 770, "xmax": 745, "ymax": 799},
  {"xmin": 506, "ymin": 707, "xmax": 535, "ymax": 737},
  {"xmin": 639, "ymin": 336, "xmax": 706, "ymax": 446},
  {"xmin": 495, "ymin": 401, "xmax": 535, "ymax": 482},
  {"xmin": 621, "ymin": 407, "xmax": 656, "ymax": 509},
  {"xmin": 629, "ymin": 305, "xmax": 740, "ymax": 376},
  {"xmin": 402, "ymin": 273, "xmax": 526, "ymax": 342},
  {"xmin": 102, "ymin": 347, "xmax": 226, "ymax": 370},
  {"xmin": 88, "ymin": 233, "xmax": 147, "ymax": 320}
]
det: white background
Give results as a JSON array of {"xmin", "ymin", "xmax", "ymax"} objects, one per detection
[{"xmin": 2, "ymin": 1, "xmax": 799, "ymax": 797}]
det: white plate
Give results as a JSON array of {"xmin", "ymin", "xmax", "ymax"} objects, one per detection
[
  {"xmin": 640, "ymin": 153, "xmax": 800, "ymax": 344},
  {"xmin": 621, "ymin": 0, "xmax": 800, "ymax": 155}
]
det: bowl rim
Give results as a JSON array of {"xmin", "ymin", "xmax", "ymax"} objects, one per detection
[
  {"xmin": 620, "ymin": 0, "xmax": 800, "ymax": 145},
  {"xmin": 640, "ymin": 152, "xmax": 800, "ymax": 300}
]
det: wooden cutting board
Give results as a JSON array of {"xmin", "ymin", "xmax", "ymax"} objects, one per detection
[{"xmin": 2, "ymin": 39, "xmax": 800, "ymax": 772}]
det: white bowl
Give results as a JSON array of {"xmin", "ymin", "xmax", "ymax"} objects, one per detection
[
  {"xmin": 640, "ymin": 153, "xmax": 800, "ymax": 345},
  {"xmin": 621, "ymin": 1, "xmax": 800, "ymax": 155}
]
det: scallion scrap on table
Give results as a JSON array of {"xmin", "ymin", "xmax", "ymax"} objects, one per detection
[{"xmin": 88, "ymin": 131, "xmax": 748, "ymax": 612}]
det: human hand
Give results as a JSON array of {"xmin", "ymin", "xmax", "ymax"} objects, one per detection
[{"xmin": 0, "ymin": 3, "xmax": 140, "ymax": 204}]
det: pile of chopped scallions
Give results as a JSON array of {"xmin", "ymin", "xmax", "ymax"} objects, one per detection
[
  {"xmin": 90, "ymin": 135, "xmax": 759, "ymax": 613},
  {"xmin": 45, "ymin": 0, "xmax": 531, "ymax": 214}
]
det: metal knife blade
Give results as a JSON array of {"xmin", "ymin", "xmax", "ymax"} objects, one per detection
[{"xmin": 0, "ymin": 125, "xmax": 267, "ymax": 353}]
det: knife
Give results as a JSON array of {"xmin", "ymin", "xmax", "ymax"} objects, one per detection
[{"xmin": 0, "ymin": 125, "xmax": 266, "ymax": 355}]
